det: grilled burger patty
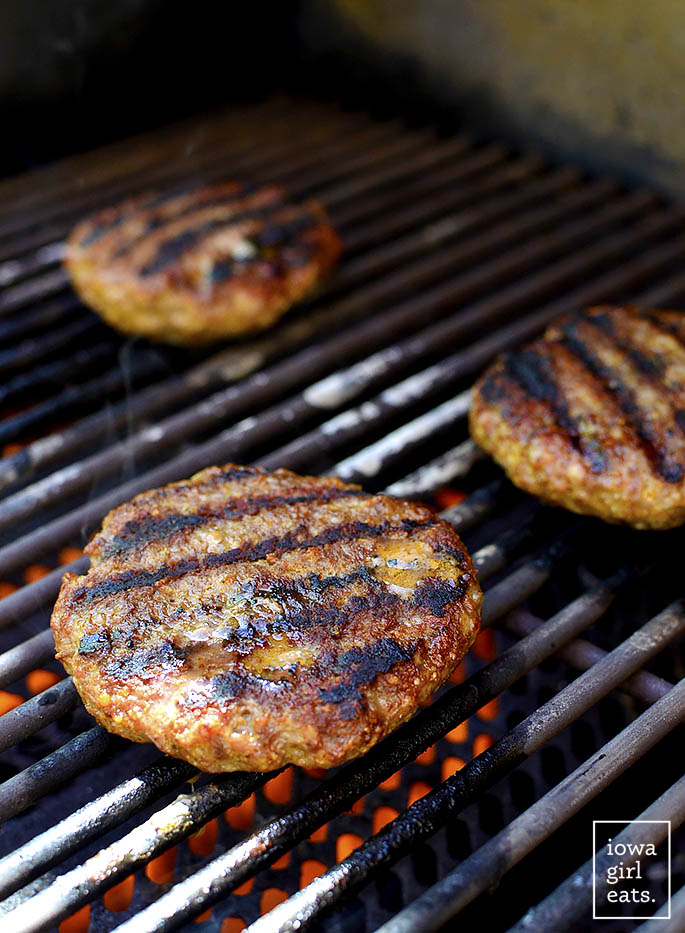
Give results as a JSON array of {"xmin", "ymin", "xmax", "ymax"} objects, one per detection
[
  {"xmin": 64, "ymin": 181, "xmax": 341, "ymax": 345},
  {"xmin": 51, "ymin": 465, "xmax": 482, "ymax": 771},
  {"xmin": 470, "ymin": 305, "xmax": 685, "ymax": 529}
]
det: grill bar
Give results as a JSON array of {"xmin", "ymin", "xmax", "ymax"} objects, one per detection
[
  {"xmin": 0, "ymin": 152, "xmax": 552, "ymax": 490},
  {"xmin": 0, "ymin": 104, "xmax": 387, "ymax": 248},
  {"xmin": 0, "ymin": 115, "xmax": 409, "ymax": 295},
  {"xmin": 0, "ymin": 157, "xmax": 575, "ymax": 498},
  {"xmin": 0, "ymin": 628, "xmax": 58, "ymax": 688},
  {"xmin": 1, "ymin": 523, "xmax": 674, "ymax": 924},
  {"xmin": 0, "ymin": 677, "xmax": 79, "ymax": 752},
  {"xmin": 0, "ymin": 758, "xmax": 195, "ymax": 902},
  {"xmin": 0, "ymin": 318, "xmax": 106, "ymax": 374},
  {"xmin": 241, "ymin": 608, "xmax": 685, "ymax": 933},
  {"xmin": 0, "ymin": 160, "xmax": 584, "ymax": 495},
  {"xmin": 0, "ymin": 293, "xmax": 75, "ymax": 343},
  {"xmin": 0, "ymin": 120, "xmax": 441, "ymax": 310},
  {"xmin": 0, "ymin": 500, "xmax": 544, "ymax": 814},
  {"xmin": 0, "ymin": 243, "xmax": 681, "ymax": 661},
  {"xmin": 0, "ymin": 558, "xmax": 88, "ymax": 632},
  {"xmin": 0, "ymin": 348, "xmax": 171, "ymax": 448},
  {"xmin": 0, "ymin": 99, "xmax": 683, "ymax": 933},
  {"xmin": 0, "ymin": 97, "xmax": 318, "ymax": 214},
  {"xmin": 0, "ymin": 121, "xmax": 447, "ymax": 279},
  {"xmin": 0, "ymin": 501, "xmax": 539, "ymax": 884},
  {"xmin": 0, "ymin": 727, "xmax": 116, "ymax": 823},
  {"xmin": 637, "ymin": 886, "xmax": 685, "ymax": 932},
  {"xmin": 0, "ymin": 552, "xmax": 630, "ymax": 928},
  {"xmin": 0, "ymin": 97, "xmax": 293, "ymax": 225},
  {"xmin": 89, "ymin": 590, "xmax": 675, "ymax": 931},
  {"xmin": 1, "ymin": 200, "xmax": 682, "ymax": 577},
  {"xmin": 504, "ymin": 608, "xmax": 674, "ymax": 705},
  {"xmin": 384, "ymin": 439, "xmax": 484, "ymax": 497},
  {"xmin": 379, "ymin": 677, "xmax": 685, "ymax": 933},
  {"xmin": 0, "ymin": 341, "xmax": 117, "ymax": 418},
  {"xmin": 506, "ymin": 773, "xmax": 685, "ymax": 933},
  {"xmin": 2, "ymin": 771, "xmax": 279, "ymax": 929}
]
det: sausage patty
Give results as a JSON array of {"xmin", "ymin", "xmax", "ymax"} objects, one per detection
[
  {"xmin": 470, "ymin": 305, "xmax": 685, "ymax": 529},
  {"xmin": 51, "ymin": 465, "xmax": 482, "ymax": 772},
  {"xmin": 64, "ymin": 181, "xmax": 341, "ymax": 346}
]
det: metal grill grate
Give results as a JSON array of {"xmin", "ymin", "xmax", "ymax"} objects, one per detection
[{"xmin": 0, "ymin": 96, "xmax": 682, "ymax": 933}]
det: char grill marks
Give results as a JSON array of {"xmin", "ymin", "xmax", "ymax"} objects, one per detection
[
  {"xmin": 498, "ymin": 348, "xmax": 608, "ymax": 473},
  {"xmin": 77, "ymin": 180, "xmax": 320, "ymax": 280},
  {"xmin": 490, "ymin": 307, "xmax": 685, "ymax": 483},
  {"xmin": 77, "ymin": 565, "xmax": 466, "ymax": 676},
  {"xmin": 101, "ymin": 486, "xmax": 368, "ymax": 557},
  {"xmin": 75, "ymin": 515, "xmax": 437, "ymax": 605},
  {"xmin": 59, "ymin": 466, "xmax": 477, "ymax": 725}
]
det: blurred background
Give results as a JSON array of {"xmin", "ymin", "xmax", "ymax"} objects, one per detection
[{"xmin": 2, "ymin": 0, "xmax": 685, "ymax": 194}]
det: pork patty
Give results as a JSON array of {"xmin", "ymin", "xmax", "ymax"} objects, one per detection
[
  {"xmin": 51, "ymin": 465, "xmax": 482, "ymax": 771},
  {"xmin": 469, "ymin": 305, "xmax": 685, "ymax": 529},
  {"xmin": 64, "ymin": 181, "xmax": 341, "ymax": 345}
]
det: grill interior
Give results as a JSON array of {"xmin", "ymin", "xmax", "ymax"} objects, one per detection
[{"xmin": 0, "ymin": 96, "xmax": 683, "ymax": 933}]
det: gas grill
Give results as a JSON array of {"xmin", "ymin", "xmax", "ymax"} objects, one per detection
[{"xmin": 0, "ymin": 96, "xmax": 682, "ymax": 933}]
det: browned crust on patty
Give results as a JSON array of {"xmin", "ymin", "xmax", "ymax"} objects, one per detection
[
  {"xmin": 51, "ymin": 464, "xmax": 482, "ymax": 771},
  {"xmin": 64, "ymin": 181, "xmax": 342, "ymax": 346},
  {"xmin": 469, "ymin": 305, "xmax": 685, "ymax": 529}
]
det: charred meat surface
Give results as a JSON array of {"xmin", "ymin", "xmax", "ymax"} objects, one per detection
[
  {"xmin": 470, "ymin": 305, "xmax": 685, "ymax": 529},
  {"xmin": 51, "ymin": 465, "xmax": 482, "ymax": 771},
  {"xmin": 64, "ymin": 181, "xmax": 342, "ymax": 345}
]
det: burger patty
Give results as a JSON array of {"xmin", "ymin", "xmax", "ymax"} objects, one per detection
[
  {"xmin": 469, "ymin": 305, "xmax": 685, "ymax": 529},
  {"xmin": 51, "ymin": 465, "xmax": 482, "ymax": 772},
  {"xmin": 64, "ymin": 181, "xmax": 342, "ymax": 346}
]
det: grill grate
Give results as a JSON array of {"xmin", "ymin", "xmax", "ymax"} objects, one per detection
[{"xmin": 0, "ymin": 96, "xmax": 682, "ymax": 933}]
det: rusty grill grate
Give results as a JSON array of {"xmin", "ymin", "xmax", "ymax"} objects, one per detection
[{"xmin": 0, "ymin": 96, "xmax": 682, "ymax": 933}]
